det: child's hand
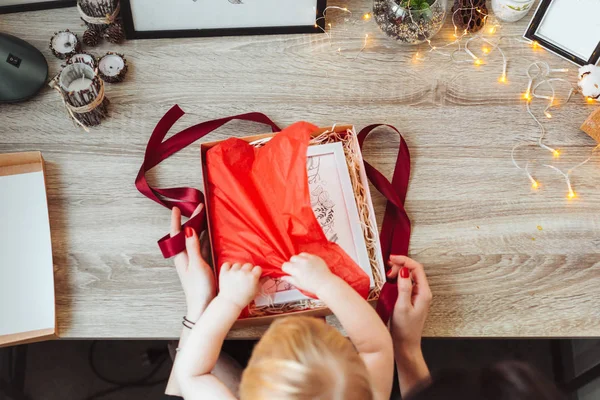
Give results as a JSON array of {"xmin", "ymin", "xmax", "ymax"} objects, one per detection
[
  {"xmin": 281, "ymin": 253, "xmax": 336, "ymax": 296},
  {"xmin": 387, "ymin": 255, "xmax": 432, "ymax": 357},
  {"xmin": 218, "ymin": 262, "xmax": 262, "ymax": 309}
]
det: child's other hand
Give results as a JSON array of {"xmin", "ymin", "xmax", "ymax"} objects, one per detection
[
  {"xmin": 281, "ymin": 253, "xmax": 336, "ymax": 296},
  {"xmin": 218, "ymin": 263, "xmax": 262, "ymax": 309},
  {"xmin": 387, "ymin": 255, "xmax": 432, "ymax": 356}
]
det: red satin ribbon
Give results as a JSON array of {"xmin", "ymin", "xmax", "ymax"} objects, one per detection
[
  {"xmin": 135, "ymin": 106, "xmax": 411, "ymax": 323},
  {"xmin": 135, "ymin": 105, "xmax": 281, "ymax": 258},
  {"xmin": 357, "ymin": 125, "xmax": 412, "ymax": 324}
]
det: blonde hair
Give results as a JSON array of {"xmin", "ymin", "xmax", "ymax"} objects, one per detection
[{"xmin": 239, "ymin": 316, "xmax": 373, "ymax": 400}]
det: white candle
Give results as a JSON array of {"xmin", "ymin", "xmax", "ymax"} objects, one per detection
[
  {"xmin": 51, "ymin": 31, "xmax": 77, "ymax": 55},
  {"xmin": 67, "ymin": 76, "xmax": 93, "ymax": 92},
  {"xmin": 98, "ymin": 54, "xmax": 125, "ymax": 77}
]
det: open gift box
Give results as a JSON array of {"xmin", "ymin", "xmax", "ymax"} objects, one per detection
[{"xmin": 200, "ymin": 125, "xmax": 387, "ymax": 328}]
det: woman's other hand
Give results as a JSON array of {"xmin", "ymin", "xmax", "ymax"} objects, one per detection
[
  {"xmin": 171, "ymin": 205, "xmax": 216, "ymax": 322},
  {"xmin": 387, "ymin": 255, "xmax": 432, "ymax": 357}
]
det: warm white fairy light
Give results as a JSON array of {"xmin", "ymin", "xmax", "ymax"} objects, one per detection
[
  {"xmin": 513, "ymin": 61, "xmax": 599, "ymax": 199},
  {"xmin": 353, "ymin": 34, "xmax": 369, "ymax": 61}
]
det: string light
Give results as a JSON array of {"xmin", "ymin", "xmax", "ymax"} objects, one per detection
[
  {"xmin": 513, "ymin": 61, "xmax": 599, "ymax": 198},
  {"xmin": 316, "ymin": 4, "xmax": 597, "ymax": 199},
  {"xmin": 353, "ymin": 34, "xmax": 368, "ymax": 61},
  {"xmin": 316, "ymin": 4, "xmax": 597, "ymax": 200}
]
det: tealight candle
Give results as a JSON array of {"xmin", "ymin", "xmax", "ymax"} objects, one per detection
[
  {"xmin": 49, "ymin": 30, "xmax": 81, "ymax": 59},
  {"xmin": 98, "ymin": 52, "xmax": 128, "ymax": 83}
]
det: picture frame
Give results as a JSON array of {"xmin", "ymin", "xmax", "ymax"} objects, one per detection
[
  {"xmin": 524, "ymin": 0, "xmax": 600, "ymax": 66},
  {"xmin": 0, "ymin": 0, "xmax": 75, "ymax": 14},
  {"xmin": 120, "ymin": 0, "xmax": 327, "ymax": 40},
  {"xmin": 255, "ymin": 142, "xmax": 374, "ymax": 307}
]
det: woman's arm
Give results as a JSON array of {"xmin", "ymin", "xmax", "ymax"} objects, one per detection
[
  {"xmin": 175, "ymin": 262, "xmax": 262, "ymax": 400},
  {"xmin": 165, "ymin": 206, "xmax": 215, "ymax": 396},
  {"xmin": 282, "ymin": 254, "xmax": 394, "ymax": 400},
  {"xmin": 387, "ymin": 255, "xmax": 432, "ymax": 397}
]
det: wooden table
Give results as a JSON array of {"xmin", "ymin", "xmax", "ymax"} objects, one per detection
[{"xmin": 1, "ymin": 0, "xmax": 599, "ymax": 339}]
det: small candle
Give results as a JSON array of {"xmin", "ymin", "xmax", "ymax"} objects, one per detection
[
  {"xmin": 98, "ymin": 52, "xmax": 128, "ymax": 83},
  {"xmin": 98, "ymin": 53, "xmax": 124, "ymax": 77},
  {"xmin": 50, "ymin": 30, "xmax": 80, "ymax": 59},
  {"xmin": 67, "ymin": 75, "xmax": 92, "ymax": 92},
  {"xmin": 56, "ymin": 62, "xmax": 109, "ymax": 128}
]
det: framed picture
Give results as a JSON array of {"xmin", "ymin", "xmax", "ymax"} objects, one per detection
[
  {"xmin": 524, "ymin": 0, "xmax": 600, "ymax": 66},
  {"xmin": 255, "ymin": 142, "xmax": 374, "ymax": 307},
  {"xmin": 121, "ymin": 0, "xmax": 327, "ymax": 40},
  {"xmin": 0, "ymin": 0, "xmax": 75, "ymax": 14}
]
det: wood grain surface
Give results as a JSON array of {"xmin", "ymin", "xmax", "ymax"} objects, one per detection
[{"xmin": 1, "ymin": 0, "xmax": 599, "ymax": 339}]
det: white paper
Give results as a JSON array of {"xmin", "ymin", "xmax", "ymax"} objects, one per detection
[
  {"xmin": 535, "ymin": 0, "xmax": 600, "ymax": 61},
  {"xmin": 255, "ymin": 142, "xmax": 373, "ymax": 306},
  {"xmin": 0, "ymin": 171, "xmax": 55, "ymax": 336},
  {"xmin": 128, "ymin": 0, "xmax": 318, "ymax": 31}
]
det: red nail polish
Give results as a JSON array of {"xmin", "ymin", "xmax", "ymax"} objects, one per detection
[
  {"xmin": 400, "ymin": 267, "xmax": 409, "ymax": 279},
  {"xmin": 387, "ymin": 270, "xmax": 392, "ymax": 277},
  {"xmin": 185, "ymin": 227, "xmax": 194, "ymax": 238}
]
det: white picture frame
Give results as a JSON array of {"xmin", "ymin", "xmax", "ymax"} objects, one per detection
[
  {"xmin": 524, "ymin": 0, "xmax": 600, "ymax": 66},
  {"xmin": 121, "ymin": 0, "xmax": 326, "ymax": 40},
  {"xmin": 255, "ymin": 142, "xmax": 374, "ymax": 307}
]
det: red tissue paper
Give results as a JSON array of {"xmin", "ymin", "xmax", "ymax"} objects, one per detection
[{"xmin": 205, "ymin": 121, "xmax": 370, "ymax": 300}]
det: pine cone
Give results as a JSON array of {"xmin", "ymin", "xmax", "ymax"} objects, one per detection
[
  {"xmin": 83, "ymin": 28, "xmax": 101, "ymax": 47},
  {"xmin": 104, "ymin": 23, "xmax": 125, "ymax": 44},
  {"xmin": 452, "ymin": 0, "xmax": 488, "ymax": 33}
]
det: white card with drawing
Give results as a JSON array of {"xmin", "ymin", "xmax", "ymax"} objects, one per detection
[{"xmin": 255, "ymin": 142, "xmax": 373, "ymax": 306}]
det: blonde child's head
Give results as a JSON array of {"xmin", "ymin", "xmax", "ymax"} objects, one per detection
[{"xmin": 239, "ymin": 316, "xmax": 373, "ymax": 400}]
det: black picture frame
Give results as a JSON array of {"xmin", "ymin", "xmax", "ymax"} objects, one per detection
[
  {"xmin": 524, "ymin": 0, "xmax": 600, "ymax": 66},
  {"xmin": 0, "ymin": 0, "xmax": 76, "ymax": 14},
  {"xmin": 120, "ymin": 0, "xmax": 327, "ymax": 40}
]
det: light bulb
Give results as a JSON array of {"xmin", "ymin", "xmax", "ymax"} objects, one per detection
[
  {"xmin": 489, "ymin": 27, "xmax": 496, "ymax": 34},
  {"xmin": 545, "ymin": 111, "xmax": 552, "ymax": 119},
  {"xmin": 532, "ymin": 41, "xmax": 540, "ymax": 49},
  {"xmin": 499, "ymin": 74, "xmax": 507, "ymax": 83},
  {"xmin": 532, "ymin": 181, "xmax": 539, "ymax": 189},
  {"xmin": 482, "ymin": 46, "xmax": 490, "ymax": 54},
  {"xmin": 587, "ymin": 97, "xmax": 596, "ymax": 103},
  {"xmin": 568, "ymin": 191, "xmax": 576, "ymax": 199},
  {"xmin": 362, "ymin": 12, "xmax": 371, "ymax": 20},
  {"xmin": 523, "ymin": 91, "xmax": 531, "ymax": 100},
  {"xmin": 553, "ymin": 150, "xmax": 560, "ymax": 158},
  {"xmin": 474, "ymin": 58, "xmax": 483, "ymax": 66}
]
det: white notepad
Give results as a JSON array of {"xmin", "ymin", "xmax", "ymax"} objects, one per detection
[{"xmin": 0, "ymin": 170, "xmax": 55, "ymax": 341}]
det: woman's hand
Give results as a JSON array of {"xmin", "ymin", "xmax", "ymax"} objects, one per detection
[
  {"xmin": 171, "ymin": 205, "xmax": 216, "ymax": 322},
  {"xmin": 281, "ymin": 253, "xmax": 336, "ymax": 296},
  {"xmin": 387, "ymin": 255, "xmax": 432, "ymax": 357},
  {"xmin": 218, "ymin": 263, "xmax": 262, "ymax": 309},
  {"xmin": 387, "ymin": 255, "xmax": 432, "ymax": 396}
]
